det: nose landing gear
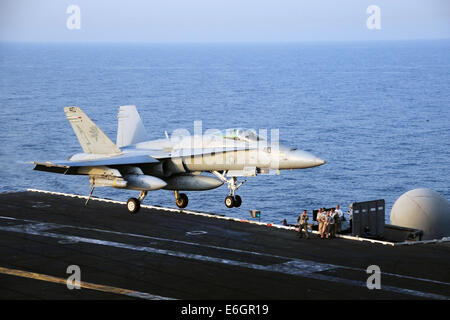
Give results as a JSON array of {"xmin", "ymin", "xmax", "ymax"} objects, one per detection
[
  {"xmin": 225, "ymin": 194, "xmax": 242, "ymax": 208},
  {"xmin": 212, "ymin": 171, "xmax": 246, "ymax": 208}
]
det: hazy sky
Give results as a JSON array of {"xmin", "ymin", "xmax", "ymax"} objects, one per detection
[{"xmin": 1, "ymin": 0, "xmax": 449, "ymax": 42}]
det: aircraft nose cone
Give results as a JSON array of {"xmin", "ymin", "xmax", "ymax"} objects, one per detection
[
  {"xmin": 315, "ymin": 158, "xmax": 326, "ymax": 166},
  {"xmin": 289, "ymin": 150, "xmax": 326, "ymax": 169}
]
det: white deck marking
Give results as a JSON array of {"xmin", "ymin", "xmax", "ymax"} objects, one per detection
[
  {"xmin": 0, "ymin": 216, "xmax": 448, "ymax": 300},
  {"xmin": 0, "ymin": 266, "xmax": 173, "ymax": 300}
]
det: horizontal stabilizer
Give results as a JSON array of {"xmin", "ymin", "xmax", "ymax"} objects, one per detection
[{"xmin": 33, "ymin": 153, "xmax": 159, "ymax": 174}]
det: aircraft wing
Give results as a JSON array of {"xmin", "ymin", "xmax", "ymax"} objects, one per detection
[
  {"xmin": 33, "ymin": 146, "xmax": 258, "ymax": 174},
  {"xmin": 33, "ymin": 153, "xmax": 161, "ymax": 174}
]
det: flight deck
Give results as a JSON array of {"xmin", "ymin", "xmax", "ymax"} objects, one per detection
[{"xmin": 0, "ymin": 189, "xmax": 449, "ymax": 300}]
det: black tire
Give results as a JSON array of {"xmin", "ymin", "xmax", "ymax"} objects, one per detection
[
  {"xmin": 127, "ymin": 198, "xmax": 140, "ymax": 214},
  {"xmin": 176, "ymin": 193, "xmax": 189, "ymax": 208},
  {"xmin": 233, "ymin": 195, "xmax": 242, "ymax": 207},
  {"xmin": 225, "ymin": 195, "xmax": 235, "ymax": 208}
]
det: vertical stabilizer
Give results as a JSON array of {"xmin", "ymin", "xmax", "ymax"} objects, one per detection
[
  {"xmin": 64, "ymin": 106, "xmax": 122, "ymax": 155},
  {"xmin": 116, "ymin": 105, "xmax": 148, "ymax": 147}
]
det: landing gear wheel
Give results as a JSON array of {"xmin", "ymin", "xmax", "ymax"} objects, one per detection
[
  {"xmin": 233, "ymin": 195, "xmax": 242, "ymax": 207},
  {"xmin": 176, "ymin": 193, "xmax": 189, "ymax": 209},
  {"xmin": 127, "ymin": 198, "xmax": 140, "ymax": 214},
  {"xmin": 225, "ymin": 195, "xmax": 235, "ymax": 208}
]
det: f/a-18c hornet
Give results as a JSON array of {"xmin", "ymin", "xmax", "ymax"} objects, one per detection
[{"xmin": 33, "ymin": 106, "xmax": 326, "ymax": 213}]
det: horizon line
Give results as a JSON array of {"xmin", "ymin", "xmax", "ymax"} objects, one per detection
[{"xmin": 1, "ymin": 37, "xmax": 450, "ymax": 45}]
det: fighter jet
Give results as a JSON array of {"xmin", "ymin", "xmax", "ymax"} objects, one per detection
[{"xmin": 33, "ymin": 106, "xmax": 325, "ymax": 213}]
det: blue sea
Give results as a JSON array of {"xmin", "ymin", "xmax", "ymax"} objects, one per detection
[{"xmin": 1, "ymin": 41, "xmax": 449, "ymax": 224}]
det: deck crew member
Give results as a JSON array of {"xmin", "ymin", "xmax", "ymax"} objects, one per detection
[
  {"xmin": 334, "ymin": 205, "xmax": 343, "ymax": 233},
  {"xmin": 297, "ymin": 210, "xmax": 310, "ymax": 239},
  {"xmin": 317, "ymin": 208, "xmax": 324, "ymax": 238},
  {"xmin": 328, "ymin": 210, "xmax": 336, "ymax": 238},
  {"xmin": 319, "ymin": 209, "xmax": 328, "ymax": 239},
  {"xmin": 347, "ymin": 204, "xmax": 353, "ymax": 232}
]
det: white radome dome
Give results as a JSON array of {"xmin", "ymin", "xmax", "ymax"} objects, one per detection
[{"xmin": 390, "ymin": 188, "xmax": 450, "ymax": 240}]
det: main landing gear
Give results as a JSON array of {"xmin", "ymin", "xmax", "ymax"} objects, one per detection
[
  {"xmin": 174, "ymin": 190, "xmax": 188, "ymax": 209},
  {"xmin": 212, "ymin": 171, "xmax": 246, "ymax": 208},
  {"xmin": 126, "ymin": 191, "xmax": 147, "ymax": 214},
  {"xmin": 127, "ymin": 190, "xmax": 188, "ymax": 212}
]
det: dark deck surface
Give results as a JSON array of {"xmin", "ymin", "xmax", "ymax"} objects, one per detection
[{"xmin": 0, "ymin": 190, "xmax": 449, "ymax": 300}]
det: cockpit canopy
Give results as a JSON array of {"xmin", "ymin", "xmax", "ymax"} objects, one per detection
[{"xmin": 220, "ymin": 128, "xmax": 265, "ymax": 142}]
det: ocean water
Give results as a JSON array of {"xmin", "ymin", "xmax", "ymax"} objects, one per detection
[{"xmin": 1, "ymin": 41, "xmax": 449, "ymax": 225}]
